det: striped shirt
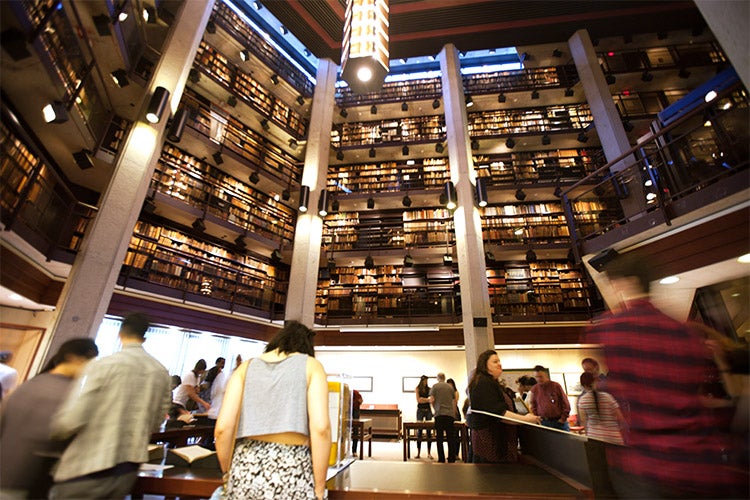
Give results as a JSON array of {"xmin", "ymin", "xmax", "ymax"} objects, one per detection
[{"xmin": 578, "ymin": 390, "xmax": 623, "ymax": 444}]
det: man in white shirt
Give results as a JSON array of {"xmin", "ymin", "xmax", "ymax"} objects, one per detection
[{"xmin": 0, "ymin": 351, "xmax": 18, "ymax": 400}]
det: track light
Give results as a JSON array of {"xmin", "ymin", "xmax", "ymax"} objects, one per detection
[
  {"xmin": 282, "ymin": 188, "xmax": 291, "ymax": 201},
  {"xmin": 515, "ymin": 188, "xmax": 526, "ymax": 201},
  {"xmin": 260, "ymin": 119, "xmax": 269, "ymax": 131},
  {"xmin": 271, "ymin": 74, "xmax": 279, "ymax": 85},
  {"xmin": 497, "ymin": 93, "xmax": 506, "ymax": 103},
  {"xmin": 404, "ymin": 254, "xmax": 414, "ymax": 267},
  {"xmin": 249, "ymin": 171, "xmax": 260, "ymax": 184},
  {"xmin": 339, "ymin": 108, "xmax": 348, "ymax": 118},
  {"xmin": 577, "ymin": 131, "xmax": 589, "ymax": 143},
  {"xmin": 552, "ymin": 48, "xmax": 562, "ymax": 58},
  {"xmin": 240, "ymin": 50, "xmax": 250, "ymax": 61},
  {"xmin": 402, "ymin": 194, "xmax": 412, "ymax": 207},
  {"xmin": 298, "ymin": 185, "xmax": 310, "ymax": 212},
  {"xmin": 401, "ymin": 102, "xmax": 409, "ymax": 112},
  {"xmin": 167, "ymin": 107, "xmax": 189, "ymax": 143},
  {"xmin": 318, "ymin": 190, "xmax": 329, "ymax": 216},
  {"xmin": 42, "ymin": 101, "xmax": 68, "ymax": 123},
  {"xmin": 145, "ymin": 86, "xmax": 169, "ymax": 124},
  {"xmin": 471, "ymin": 139, "xmax": 480, "ymax": 150},
  {"xmin": 475, "ymin": 178, "xmax": 488, "ymax": 207},
  {"xmin": 72, "ymin": 149, "xmax": 94, "ymax": 170},
  {"xmin": 526, "ymin": 248, "xmax": 537, "ymax": 262},
  {"xmin": 443, "ymin": 254, "xmax": 453, "ymax": 266},
  {"xmin": 564, "ymin": 88, "xmax": 574, "ymax": 97},
  {"xmin": 368, "ymin": 147, "xmax": 376, "ymax": 158},
  {"xmin": 402, "ymin": 145, "xmax": 409, "ymax": 156},
  {"xmin": 227, "ymin": 95, "xmax": 237, "ymax": 107},
  {"xmin": 192, "ymin": 218, "xmax": 206, "ymax": 232},
  {"xmin": 331, "ymin": 199, "xmax": 339, "ymax": 212},
  {"xmin": 542, "ymin": 134, "xmax": 551, "ymax": 145},
  {"xmin": 296, "ymin": 96, "xmax": 305, "ymax": 106},
  {"xmin": 370, "ymin": 105, "xmax": 377, "ymax": 115},
  {"xmin": 531, "ymin": 90, "xmax": 540, "ymax": 100},
  {"xmin": 336, "ymin": 150, "xmax": 344, "ymax": 161},
  {"xmin": 110, "ymin": 69, "xmax": 129, "ymax": 87},
  {"xmin": 188, "ymin": 69, "xmax": 201, "ymax": 84},
  {"xmin": 465, "ymin": 94, "xmax": 474, "ymax": 107},
  {"xmin": 443, "ymin": 181, "xmax": 457, "ymax": 210},
  {"xmin": 432, "ymin": 99, "xmax": 440, "ymax": 109},
  {"xmin": 366, "ymin": 197, "xmax": 375, "ymax": 209},
  {"xmin": 641, "ymin": 70, "xmax": 653, "ymax": 82},
  {"xmin": 505, "ymin": 137, "xmax": 515, "ymax": 149},
  {"xmin": 234, "ymin": 235, "xmax": 247, "ymax": 249},
  {"xmin": 364, "ymin": 255, "xmax": 375, "ymax": 269},
  {"xmin": 605, "ymin": 74, "xmax": 616, "ymax": 85}
]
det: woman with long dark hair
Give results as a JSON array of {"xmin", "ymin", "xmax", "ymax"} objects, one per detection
[
  {"xmin": 414, "ymin": 375, "xmax": 433, "ymax": 459},
  {"xmin": 578, "ymin": 371, "xmax": 626, "ymax": 444},
  {"xmin": 468, "ymin": 349, "xmax": 539, "ymax": 463}
]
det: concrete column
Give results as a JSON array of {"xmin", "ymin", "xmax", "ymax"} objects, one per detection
[
  {"xmin": 439, "ymin": 44, "xmax": 494, "ymax": 374},
  {"xmin": 569, "ymin": 29, "xmax": 646, "ymax": 219},
  {"xmin": 695, "ymin": 0, "xmax": 749, "ymax": 91},
  {"xmin": 285, "ymin": 59, "xmax": 338, "ymax": 325},
  {"xmin": 38, "ymin": 1, "xmax": 215, "ymax": 367}
]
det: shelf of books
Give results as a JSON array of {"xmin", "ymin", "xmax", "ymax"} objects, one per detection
[
  {"xmin": 463, "ymin": 65, "xmax": 579, "ymax": 95},
  {"xmin": 335, "ymin": 77, "xmax": 442, "ymax": 107},
  {"xmin": 487, "ymin": 260, "xmax": 596, "ymax": 320},
  {"xmin": 327, "ymin": 157, "xmax": 449, "ymax": 194},
  {"xmin": 473, "ymin": 148, "xmax": 605, "ymax": 185},
  {"xmin": 153, "ymin": 144, "xmax": 296, "ymax": 245},
  {"xmin": 335, "ymin": 115, "xmax": 446, "ymax": 148},
  {"xmin": 0, "ymin": 121, "xmax": 41, "ymax": 214},
  {"xmin": 481, "ymin": 203, "xmax": 571, "ymax": 246},
  {"xmin": 468, "ymin": 104, "xmax": 593, "ymax": 138},
  {"xmin": 121, "ymin": 220, "xmax": 288, "ymax": 315},
  {"xmin": 96, "ymin": 115, "xmax": 132, "ymax": 163}
]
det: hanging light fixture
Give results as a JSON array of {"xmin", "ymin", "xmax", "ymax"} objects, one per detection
[
  {"xmin": 167, "ymin": 107, "xmax": 189, "ymax": 143},
  {"xmin": 298, "ymin": 185, "xmax": 310, "ymax": 212},
  {"xmin": 364, "ymin": 255, "xmax": 375, "ymax": 269},
  {"xmin": 443, "ymin": 181, "xmax": 457, "ymax": 210},
  {"xmin": 340, "ymin": 0, "xmax": 389, "ymax": 94},
  {"xmin": 402, "ymin": 194, "xmax": 412, "ymax": 207},
  {"xmin": 318, "ymin": 190, "xmax": 330, "ymax": 216},
  {"xmin": 145, "ymin": 86, "xmax": 170, "ymax": 124},
  {"xmin": 475, "ymin": 178, "xmax": 488, "ymax": 207},
  {"xmin": 403, "ymin": 253, "xmax": 414, "ymax": 267}
]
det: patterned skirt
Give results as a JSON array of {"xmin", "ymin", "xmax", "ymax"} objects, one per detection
[
  {"xmin": 223, "ymin": 439, "xmax": 316, "ymax": 500},
  {"xmin": 471, "ymin": 422, "xmax": 518, "ymax": 463}
]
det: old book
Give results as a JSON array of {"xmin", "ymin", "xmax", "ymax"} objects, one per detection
[{"xmin": 165, "ymin": 445, "xmax": 219, "ymax": 469}]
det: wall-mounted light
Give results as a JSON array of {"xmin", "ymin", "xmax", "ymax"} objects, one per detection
[
  {"xmin": 531, "ymin": 90, "xmax": 540, "ymax": 100},
  {"xmin": 641, "ymin": 70, "xmax": 654, "ymax": 82},
  {"xmin": 435, "ymin": 143, "xmax": 444, "ymax": 153},
  {"xmin": 678, "ymin": 67, "xmax": 691, "ymax": 79},
  {"xmin": 471, "ymin": 139, "xmax": 480, "ymax": 150},
  {"xmin": 515, "ymin": 188, "xmax": 526, "ymax": 201},
  {"xmin": 249, "ymin": 171, "xmax": 260, "ymax": 184},
  {"xmin": 331, "ymin": 198, "xmax": 340, "ymax": 212},
  {"xmin": 336, "ymin": 150, "xmax": 344, "ymax": 161},
  {"xmin": 340, "ymin": 0, "xmax": 389, "ymax": 93},
  {"xmin": 296, "ymin": 96, "xmax": 305, "ymax": 106},
  {"xmin": 366, "ymin": 197, "xmax": 375, "ymax": 209},
  {"xmin": 401, "ymin": 102, "xmax": 409, "ymax": 112},
  {"xmin": 526, "ymin": 248, "xmax": 537, "ymax": 262},
  {"xmin": 402, "ymin": 194, "xmax": 412, "ymax": 207},
  {"xmin": 505, "ymin": 137, "xmax": 515, "ymax": 149},
  {"xmin": 145, "ymin": 86, "xmax": 169, "ymax": 124},
  {"xmin": 605, "ymin": 73, "xmax": 616, "ymax": 85},
  {"xmin": 240, "ymin": 49, "xmax": 250, "ymax": 61},
  {"xmin": 110, "ymin": 69, "xmax": 129, "ymax": 87},
  {"xmin": 443, "ymin": 254, "xmax": 453, "ymax": 266},
  {"xmin": 142, "ymin": 4, "xmax": 157, "ymax": 23},
  {"xmin": 73, "ymin": 149, "xmax": 94, "ymax": 170},
  {"xmin": 577, "ymin": 131, "xmax": 589, "ymax": 143},
  {"xmin": 339, "ymin": 108, "xmax": 348, "ymax": 118},
  {"xmin": 370, "ymin": 105, "xmax": 377, "ymax": 115},
  {"xmin": 402, "ymin": 145, "xmax": 409, "ymax": 156},
  {"xmin": 298, "ymin": 185, "xmax": 310, "ymax": 212},
  {"xmin": 465, "ymin": 94, "xmax": 474, "ymax": 107},
  {"xmin": 552, "ymin": 48, "xmax": 562, "ymax": 58},
  {"xmin": 212, "ymin": 151, "xmax": 224, "ymax": 165},
  {"xmin": 271, "ymin": 248, "xmax": 282, "ymax": 262},
  {"xmin": 497, "ymin": 93, "xmax": 506, "ymax": 103},
  {"xmin": 622, "ymin": 120, "xmax": 634, "ymax": 132},
  {"xmin": 281, "ymin": 187, "xmax": 291, "ymax": 201},
  {"xmin": 93, "ymin": 13, "xmax": 112, "ymax": 36},
  {"xmin": 475, "ymin": 178, "xmax": 488, "ymax": 207},
  {"xmin": 234, "ymin": 234, "xmax": 247, "ymax": 250},
  {"xmin": 564, "ymin": 88, "xmax": 574, "ymax": 97},
  {"xmin": 443, "ymin": 181, "xmax": 457, "ymax": 210},
  {"xmin": 205, "ymin": 19, "xmax": 216, "ymax": 34},
  {"xmin": 432, "ymin": 99, "xmax": 440, "ymax": 109},
  {"xmin": 42, "ymin": 101, "xmax": 68, "ymax": 123},
  {"xmin": 192, "ymin": 218, "xmax": 206, "ymax": 232},
  {"xmin": 318, "ymin": 190, "xmax": 329, "ymax": 216},
  {"xmin": 404, "ymin": 254, "xmax": 414, "ymax": 267},
  {"xmin": 260, "ymin": 119, "xmax": 269, "ymax": 131},
  {"xmin": 368, "ymin": 147, "xmax": 376, "ymax": 158},
  {"xmin": 288, "ymin": 138, "xmax": 298, "ymax": 149},
  {"xmin": 188, "ymin": 69, "xmax": 201, "ymax": 84},
  {"xmin": 364, "ymin": 255, "xmax": 375, "ymax": 269},
  {"xmin": 542, "ymin": 134, "xmax": 551, "ymax": 145},
  {"xmin": 270, "ymin": 74, "xmax": 279, "ymax": 85},
  {"xmin": 167, "ymin": 107, "xmax": 189, "ymax": 143},
  {"xmin": 227, "ymin": 95, "xmax": 237, "ymax": 107}
]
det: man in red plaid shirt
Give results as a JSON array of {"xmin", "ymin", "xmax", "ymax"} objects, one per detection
[{"xmin": 586, "ymin": 253, "xmax": 747, "ymax": 499}]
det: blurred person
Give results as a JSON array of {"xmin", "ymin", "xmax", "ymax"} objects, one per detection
[
  {"xmin": 203, "ymin": 360, "xmax": 229, "ymax": 449},
  {"xmin": 513, "ymin": 376, "xmax": 535, "ymax": 414},
  {"xmin": 586, "ymin": 253, "xmax": 747, "ymax": 498},
  {"xmin": 468, "ymin": 350, "xmax": 540, "ymax": 463},
  {"xmin": 577, "ymin": 372, "xmax": 626, "ymax": 444},
  {"xmin": 529, "ymin": 365, "xmax": 571, "ymax": 431},
  {"xmin": 414, "ymin": 375, "xmax": 434, "ymax": 459},
  {"xmin": 430, "ymin": 372, "xmax": 458, "ymax": 463},
  {"xmin": 351, "ymin": 389, "xmax": 363, "ymax": 455},
  {"xmin": 199, "ymin": 357, "xmax": 226, "ymax": 404},
  {"xmin": 214, "ymin": 321, "xmax": 331, "ymax": 500},
  {"xmin": 49, "ymin": 313, "xmax": 172, "ymax": 499},
  {"xmin": 446, "ymin": 378, "xmax": 461, "ymax": 420},
  {"xmin": 173, "ymin": 358, "xmax": 210, "ymax": 412},
  {"xmin": 0, "ymin": 350, "xmax": 18, "ymax": 399},
  {"xmin": 0, "ymin": 338, "xmax": 98, "ymax": 499}
]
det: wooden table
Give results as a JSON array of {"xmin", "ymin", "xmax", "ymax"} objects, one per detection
[
  {"xmin": 134, "ymin": 467, "xmax": 221, "ymax": 499},
  {"xmin": 359, "ymin": 404, "xmax": 402, "ymax": 438},
  {"xmin": 351, "ymin": 418, "xmax": 372, "ymax": 460},
  {"xmin": 402, "ymin": 420, "xmax": 468, "ymax": 462},
  {"xmin": 150, "ymin": 426, "xmax": 214, "ymax": 448}
]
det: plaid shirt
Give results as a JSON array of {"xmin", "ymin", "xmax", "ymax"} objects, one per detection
[
  {"xmin": 51, "ymin": 343, "xmax": 172, "ymax": 481},
  {"xmin": 586, "ymin": 299, "xmax": 745, "ymax": 496}
]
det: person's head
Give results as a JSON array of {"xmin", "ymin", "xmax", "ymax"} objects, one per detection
[
  {"xmin": 603, "ymin": 253, "xmax": 652, "ymax": 296},
  {"xmin": 119, "ymin": 312, "xmax": 150, "ymax": 341},
  {"xmin": 417, "ymin": 375, "xmax": 429, "ymax": 391},
  {"xmin": 215, "ymin": 357, "xmax": 226, "ymax": 369},
  {"xmin": 193, "ymin": 359, "xmax": 207, "ymax": 375},
  {"xmin": 580, "ymin": 371, "xmax": 596, "ymax": 390},
  {"xmin": 581, "ymin": 357, "xmax": 600, "ymax": 376},
  {"xmin": 264, "ymin": 320, "xmax": 316, "ymax": 356},
  {"xmin": 533, "ymin": 365, "xmax": 550, "ymax": 384},
  {"xmin": 0, "ymin": 351, "xmax": 12, "ymax": 364},
  {"xmin": 474, "ymin": 349, "xmax": 502, "ymax": 381},
  {"xmin": 447, "ymin": 378, "xmax": 457, "ymax": 391},
  {"xmin": 171, "ymin": 374, "xmax": 182, "ymax": 390},
  {"xmin": 41, "ymin": 338, "xmax": 98, "ymax": 376},
  {"xmin": 436, "ymin": 372, "xmax": 446, "ymax": 382}
]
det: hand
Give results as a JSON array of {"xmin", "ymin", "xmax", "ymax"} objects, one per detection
[{"xmin": 525, "ymin": 413, "xmax": 541, "ymax": 425}]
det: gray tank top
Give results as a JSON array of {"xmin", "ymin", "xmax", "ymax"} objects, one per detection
[{"xmin": 236, "ymin": 354, "xmax": 309, "ymax": 438}]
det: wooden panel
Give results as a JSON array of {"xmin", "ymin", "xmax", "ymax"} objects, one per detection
[{"xmin": 0, "ymin": 246, "xmax": 63, "ymax": 306}]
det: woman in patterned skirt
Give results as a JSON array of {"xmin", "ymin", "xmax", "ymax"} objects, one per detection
[{"xmin": 215, "ymin": 321, "xmax": 331, "ymax": 499}]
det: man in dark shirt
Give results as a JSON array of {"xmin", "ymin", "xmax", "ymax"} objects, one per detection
[{"xmin": 529, "ymin": 365, "xmax": 570, "ymax": 431}]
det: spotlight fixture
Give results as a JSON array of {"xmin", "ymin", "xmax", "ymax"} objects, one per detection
[
  {"xmin": 443, "ymin": 254, "xmax": 453, "ymax": 266},
  {"xmin": 327, "ymin": 256, "xmax": 336, "ymax": 271},
  {"xmin": 145, "ymin": 86, "xmax": 169, "ymax": 124},
  {"xmin": 366, "ymin": 197, "xmax": 375, "ymax": 209},
  {"xmin": 435, "ymin": 143, "xmax": 444, "ymax": 153},
  {"xmin": 403, "ymin": 254, "xmax": 414, "ymax": 267},
  {"xmin": 605, "ymin": 73, "xmax": 616, "ymax": 85},
  {"xmin": 485, "ymin": 250, "xmax": 495, "ymax": 263},
  {"xmin": 288, "ymin": 138, "xmax": 298, "ymax": 149},
  {"xmin": 471, "ymin": 139, "xmax": 480, "ymax": 151},
  {"xmin": 552, "ymin": 48, "xmax": 562, "ymax": 58},
  {"xmin": 227, "ymin": 95, "xmax": 237, "ymax": 107},
  {"xmin": 298, "ymin": 185, "xmax": 310, "ymax": 212},
  {"xmin": 497, "ymin": 93, "xmax": 506, "ymax": 103},
  {"xmin": 318, "ymin": 190, "xmax": 329, "ymax": 216},
  {"xmin": 432, "ymin": 99, "xmax": 440, "ymax": 109},
  {"xmin": 370, "ymin": 105, "xmax": 377, "ymax": 114},
  {"xmin": 402, "ymin": 194, "xmax": 412, "ymax": 207},
  {"xmin": 331, "ymin": 198, "xmax": 340, "ymax": 212},
  {"xmin": 402, "ymin": 145, "xmax": 409, "ymax": 156},
  {"xmin": 564, "ymin": 88, "xmax": 574, "ymax": 97},
  {"xmin": 526, "ymin": 248, "xmax": 537, "ymax": 262},
  {"xmin": 520, "ymin": 52, "xmax": 532, "ymax": 62},
  {"xmin": 475, "ymin": 178, "xmax": 488, "ymax": 207},
  {"xmin": 249, "ymin": 171, "xmax": 260, "ymax": 184},
  {"xmin": 205, "ymin": 19, "xmax": 216, "ymax": 34},
  {"xmin": 505, "ymin": 137, "xmax": 515, "ymax": 149},
  {"xmin": 542, "ymin": 134, "xmax": 551, "ymax": 145},
  {"xmin": 42, "ymin": 101, "xmax": 68, "ymax": 123},
  {"xmin": 531, "ymin": 90, "xmax": 540, "ymax": 100},
  {"xmin": 212, "ymin": 151, "xmax": 224, "ymax": 165},
  {"xmin": 364, "ymin": 255, "xmax": 375, "ymax": 270},
  {"xmin": 240, "ymin": 49, "xmax": 250, "ymax": 61},
  {"xmin": 188, "ymin": 69, "xmax": 201, "ymax": 84},
  {"xmin": 141, "ymin": 198, "xmax": 156, "ymax": 215},
  {"xmin": 192, "ymin": 218, "xmax": 206, "ymax": 232},
  {"xmin": 443, "ymin": 181, "xmax": 457, "ymax": 210},
  {"xmin": 335, "ymin": 150, "xmax": 344, "ymax": 161},
  {"xmin": 641, "ymin": 70, "xmax": 654, "ymax": 82},
  {"xmin": 110, "ymin": 69, "xmax": 129, "ymax": 87},
  {"xmin": 678, "ymin": 67, "xmax": 691, "ymax": 79},
  {"xmin": 281, "ymin": 188, "xmax": 291, "ymax": 201},
  {"xmin": 622, "ymin": 120, "xmax": 634, "ymax": 132},
  {"xmin": 401, "ymin": 102, "xmax": 409, "ymax": 112},
  {"xmin": 271, "ymin": 249, "xmax": 282, "ymax": 262},
  {"xmin": 142, "ymin": 4, "xmax": 157, "ymax": 23},
  {"xmin": 296, "ymin": 96, "xmax": 305, "ymax": 106},
  {"xmin": 515, "ymin": 188, "xmax": 526, "ymax": 201},
  {"xmin": 553, "ymin": 185, "xmax": 563, "ymax": 198},
  {"xmin": 368, "ymin": 147, "xmax": 376, "ymax": 158},
  {"xmin": 271, "ymin": 74, "xmax": 279, "ymax": 85},
  {"xmin": 234, "ymin": 235, "xmax": 247, "ymax": 249},
  {"xmin": 167, "ymin": 107, "xmax": 189, "ymax": 143},
  {"xmin": 465, "ymin": 94, "xmax": 474, "ymax": 107},
  {"xmin": 279, "ymin": 25, "xmax": 288, "ymax": 35},
  {"xmin": 93, "ymin": 14, "xmax": 112, "ymax": 36},
  {"xmin": 72, "ymin": 149, "xmax": 94, "ymax": 170},
  {"xmin": 577, "ymin": 131, "xmax": 589, "ymax": 143},
  {"xmin": 260, "ymin": 119, "xmax": 269, "ymax": 131},
  {"xmin": 339, "ymin": 108, "xmax": 348, "ymax": 118}
]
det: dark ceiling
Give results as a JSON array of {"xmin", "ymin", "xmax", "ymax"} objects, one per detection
[{"xmin": 260, "ymin": 0, "xmax": 706, "ymax": 64}]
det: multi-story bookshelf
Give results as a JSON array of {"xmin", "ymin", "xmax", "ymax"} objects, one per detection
[
  {"xmin": 463, "ymin": 65, "xmax": 580, "ymax": 94},
  {"xmin": 336, "ymin": 77, "xmax": 442, "ymax": 107},
  {"xmin": 334, "ymin": 115, "xmax": 446, "ymax": 149},
  {"xmin": 473, "ymin": 148, "xmax": 606, "ymax": 185},
  {"xmin": 96, "ymin": 115, "xmax": 132, "ymax": 163},
  {"xmin": 468, "ymin": 104, "xmax": 593, "ymax": 138},
  {"xmin": 327, "ymin": 157, "xmax": 450, "ymax": 194}
]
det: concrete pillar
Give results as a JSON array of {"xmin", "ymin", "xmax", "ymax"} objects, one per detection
[
  {"xmin": 38, "ymin": 1, "xmax": 215, "ymax": 368},
  {"xmin": 439, "ymin": 44, "xmax": 494, "ymax": 374},
  {"xmin": 569, "ymin": 29, "xmax": 646, "ymax": 219},
  {"xmin": 285, "ymin": 59, "xmax": 338, "ymax": 325},
  {"xmin": 695, "ymin": 0, "xmax": 749, "ymax": 91}
]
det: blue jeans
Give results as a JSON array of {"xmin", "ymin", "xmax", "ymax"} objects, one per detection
[
  {"xmin": 416, "ymin": 407, "xmax": 433, "ymax": 454},
  {"xmin": 541, "ymin": 418, "xmax": 570, "ymax": 432}
]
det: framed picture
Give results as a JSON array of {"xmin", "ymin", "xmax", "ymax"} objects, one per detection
[
  {"xmin": 550, "ymin": 372, "xmax": 566, "ymax": 392},
  {"xmin": 349, "ymin": 376, "xmax": 373, "ymax": 392},
  {"xmin": 563, "ymin": 372, "xmax": 584, "ymax": 396},
  {"xmin": 402, "ymin": 376, "xmax": 437, "ymax": 393}
]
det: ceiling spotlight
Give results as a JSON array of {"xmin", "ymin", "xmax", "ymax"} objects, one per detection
[
  {"xmin": 205, "ymin": 19, "xmax": 216, "ymax": 34},
  {"xmin": 564, "ymin": 87, "xmax": 574, "ymax": 97},
  {"xmin": 497, "ymin": 93, "xmax": 506, "ymax": 103},
  {"xmin": 577, "ymin": 131, "xmax": 589, "ymax": 143},
  {"xmin": 167, "ymin": 107, "xmax": 189, "ymax": 143},
  {"xmin": 296, "ymin": 95, "xmax": 305, "ymax": 106},
  {"xmin": 402, "ymin": 145, "xmax": 409, "ymax": 156},
  {"xmin": 370, "ymin": 105, "xmax": 377, "ymax": 114},
  {"xmin": 110, "ymin": 68, "xmax": 129, "ymax": 87},
  {"xmin": 192, "ymin": 218, "xmax": 206, "ymax": 232},
  {"xmin": 240, "ymin": 50, "xmax": 250, "ymax": 61},
  {"xmin": 465, "ymin": 94, "xmax": 474, "ymax": 107},
  {"xmin": 404, "ymin": 254, "xmax": 414, "ymax": 267},
  {"xmin": 339, "ymin": 108, "xmax": 348, "ymax": 118},
  {"xmin": 249, "ymin": 171, "xmax": 260, "ymax": 184},
  {"xmin": 366, "ymin": 197, "xmax": 375, "ymax": 209},
  {"xmin": 279, "ymin": 25, "xmax": 288, "ymax": 35},
  {"xmin": 542, "ymin": 134, "xmax": 551, "ymax": 145},
  {"xmin": 402, "ymin": 194, "xmax": 412, "ymax": 207},
  {"xmin": 364, "ymin": 255, "xmax": 375, "ymax": 269},
  {"xmin": 212, "ymin": 151, "xmax": 224, "ymax": 164},
  {"xmin": 142, "ymin": 5, "xmax": 157, "ymax": 23},
  {"xmin": 471, "ymin": 139, "xmax": 480, "ymax": 150},
  {"xmin": 368, "ymin": 147, "xmax": 376, "ymax": 158},
  {"xmin": 526, "ymin": 248, "xmax": 537, "ymax": 262},
  {"xmin": 515, "ymin": 188, "xmax": 526, "ymax": 201},
  {"xmin": 145, "ymin": 86, "xmax": 170, "ymax": 124},
  {"xmin": 282, "ymin": 188, "xmax": 291, "ymax": 201},
  {"xmin": 505, "ymin": 137, "xmax": 515, "ymax": 149},
  {"xmin": 331, "ymin": 199, "xmax": 340, "ymax": 212},
  {"xmin": 605, "ymin": 74, "xmax": 616, "ymax": 85},
  {"xmin": 42, "ymin": 101, "xmax": 68, "ymax": 123},
  {"xmin": 227, "ymin": 95, "xmax": 237, "ymax": 107},
  {"xmin": 531, "ymin": 90, "xmax": 540, "ymax": 99},
  {"xmin": 271, "ymin": 74, "xmax": 279, "ymax": 85},
  {"xmin": 641, "ymin": 70, "xmax": 654, "ymax": 82},
  {"xmin": 443, "ymin": 181, "xmax": 457, "ymax": 210},
  {"xmin": 432, "ymin": 99, "xmax": 440, "ymax": 109},
  {"xmin": 435, "ymin": 143, "xmax": 444, "ymax": 153},
  {"xmin": 401, "ymin": 102, "xmax": 409, "ymax": 112},
  {"xmin": 336, "ymin": 149, "xmax": 344, "ymax": 161},
  {"xmin": 552, "ymin": 48, "xmax": 562, "ymax": 57}
]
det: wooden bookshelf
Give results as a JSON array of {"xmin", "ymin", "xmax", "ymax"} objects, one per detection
[
  {"xmin": 327, "ymin": 157, "xmax": 449, "ymax": 194},
  {"xmin": 463, "ymin": 65, "xmax": 580, "ymax": 95},
  {"xmin": 97, "ymin": 115, "xmax": 132, "ymax": 163},
  {"xmin": 473, "ymin": 148, "xmax": 606, "ymax": 185},
  {"xmin": 468, "ymin": 104, "xmax": 593, "ymax": 138},
  {"xmin": 335, "ymin": 77, "xmax": 442, "ymax": 107},
  {"xmin": 335, "ymin": 115, "xmax": 446, "ymax": 148},
  {"xmin": 481, "ymin": 203, "xmax": 571, "ymax": 246}
]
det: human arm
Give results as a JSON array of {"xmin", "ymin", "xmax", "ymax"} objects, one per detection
[
  {"xmin": 184, "ymin": 375, "xmax": 211, "ymax": 411},
  {"xmin": 415, "ymin": 387, "xmax": 430, "ymax": 404},
  {"xmin": 307, "ymin": 357, "xmax": 331, "ymax": 500},
  {"xmin": 50, "ymin": 360, "xmax": 103, "ymax": 439},
  {"xmin": 214, "ymin": 361, "xmax": 249, "ymax": 473}
]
